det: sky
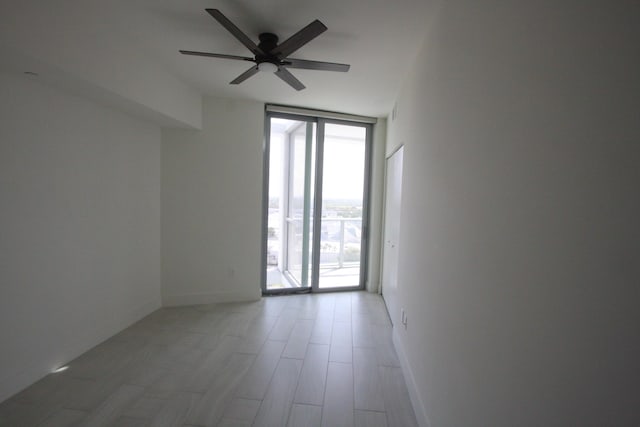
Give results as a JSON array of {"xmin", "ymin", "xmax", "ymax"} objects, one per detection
[{"xmin": 268, "ymin": 119, "xmax": 366, "ymax": 202}]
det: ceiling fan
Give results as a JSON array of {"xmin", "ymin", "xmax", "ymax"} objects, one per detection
[{"xmin": 180, "ymin": 9, "xmax": 350, "ymax": 91}]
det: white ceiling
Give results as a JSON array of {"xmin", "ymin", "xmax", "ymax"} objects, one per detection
[{"xmin": 0, "ymin": 0, "xmax": 432, "ymax": 120}]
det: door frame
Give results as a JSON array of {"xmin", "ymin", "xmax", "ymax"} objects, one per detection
[{"xmin": 261, "ymin": 108, "xmax": 374, "ymax": 295}]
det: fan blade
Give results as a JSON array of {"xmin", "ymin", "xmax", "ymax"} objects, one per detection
[
  {"xmin": 285, "ymin": 58, "xmax": 350, "ymax": 72},
  {"xmin": 275, "ymin": 67, "xmax": 305, "ymax": 91},
  {"xmin": 230, "ymin": 66, "xmax": 259, "ymax": 84},
  {"xmin": 206, "ymin": 9, "xmax": 264, "ymax": 56},
  {"xmin": 272, "ymin": 20, "xmax": 327, "ymax": 58},
  {"xmin": 179, "ymin": 50, "xmax": 254, "ymax": 62}
]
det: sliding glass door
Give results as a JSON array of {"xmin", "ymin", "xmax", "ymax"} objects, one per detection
[
  {"xmin": 263, "ymin": 111, "xmax": 372, "ymax": 293},
  {"xmin": 314, "ymin": 123, "xmax": 369, "ymax": 290}
]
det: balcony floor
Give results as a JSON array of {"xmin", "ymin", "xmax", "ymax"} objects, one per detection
[{"xmin": 267, "ymin": 265, "xmax": 361, "ymax": 290}]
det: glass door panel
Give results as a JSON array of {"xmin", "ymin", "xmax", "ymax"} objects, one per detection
[
  {"xmin": 285, "ymin": 122, "xmax": 315, "ymax": 287},
  {"xmin": 265, "ymin": 117, "xmax": 315, "ymax": 291},
  {"xmin": 317, "ymin": 123, "xmax": 368, "ymax": 289}
]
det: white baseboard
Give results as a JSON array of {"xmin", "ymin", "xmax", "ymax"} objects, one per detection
[
  {"xmin": 130, "ymin": 297, "xmax": 162, "ymax": 321},
  {"xmin": 393, "ymin": 328, "xmax": 431, "ymax": 427},
  {"xmin": 366, "ymin": 279, "xmax": 381, "ymax": 293},
  {"xmin": 162, "ymin": 288, "xmax": 261, "ymax": 306}
]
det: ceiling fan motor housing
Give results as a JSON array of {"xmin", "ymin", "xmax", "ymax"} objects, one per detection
[
  {"xmin": 258, "ymin": 33, "xmax": 279, "ymax": 54},
  {"xmin": 257, "ymin": 33, "xmax": 281, "ymax": 66}
]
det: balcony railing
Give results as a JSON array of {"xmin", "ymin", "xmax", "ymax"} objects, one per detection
[{"xmin": 282, "ymin": 216, "xmax": 362, "ymax": 268}]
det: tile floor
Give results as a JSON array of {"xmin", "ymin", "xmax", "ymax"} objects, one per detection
[{"xmin": 0, "ymin": 292, "xmax": 418, "ymax": 427}]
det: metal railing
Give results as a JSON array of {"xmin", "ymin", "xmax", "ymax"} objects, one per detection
[{"xmin": 285, "ymin": 217, "xmax": 362, "ymax": 268}]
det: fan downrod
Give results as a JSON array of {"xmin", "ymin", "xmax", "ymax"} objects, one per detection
[{"xmin": 258, "ymin": 33, "xmax": 279, "ymax": 54}]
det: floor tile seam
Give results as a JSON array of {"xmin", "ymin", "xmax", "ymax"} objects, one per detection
[
  {"xmin": 292, "ymin": 344, "xmax": 331, "ymax": 408},
  {"xmin": 276, "ymin": 327, "xmax": 297, "ymax": 343},
  {"xmin": 317, "ymin": 354, "xmax": 332, "ymax": 427},
  {"xmin": 280, "ymin": 355, "xmax": 306, "ymax": 361},
  {"xmin": 327, "ymin": 360, "xmax": 353, "ymax": 366},
  {"xmin": 256, "ymin": 358, "xmax": 303, "ymax": 427},
  {"xmin": 232, "ymin": 342, "xmax": 284, "ymax": 401},
  {"xmin": 375, "ymin": 361, "xmax": 401, "ymax": 368},
  {"xmin": 153, "ymin": 384, "xmax": 207, "ymax": 396},
  {"xmin": 352, "ymin": 344, "xmax": 376, "ymax": 349},
  {"xmin": 112, "ymin": 413, "xmax": 148, "ymax": 421},
  {"xmin": 3, "ymin": 400, "xmax": 63, "ymax": 425},
  {"xmin": 320, "ymin": 360, "xmax": 355, "ymax": 427},
  {"xmin": 355, "ymin": 408, "xmax": 387, "ymax": 414},
  {"xmin": 34, "ymin": 408, "xmax": 90, "ymax": 427},
  {"xmin": 292, "ymin": 402, "xmax": 323, "ymax": 408}
]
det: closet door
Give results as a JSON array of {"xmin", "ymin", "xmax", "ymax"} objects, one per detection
[{"xmin": 381, "ymin": 146, "xmax": 403, "ymax": 325}]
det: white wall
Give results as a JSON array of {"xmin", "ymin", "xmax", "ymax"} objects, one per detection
[
  {"xmin": 162, "ymin": 97, "xmax": 264, "ymax": 305},
  {"xmin": 0, "ymin": 2, "xmax": 203, "ymax": 129},
  {"xmin": 0, "ymin": 73, "xmax": 162, "ymax": 402},
  {"xmin": 0, "ymin": 46, "xmax": 203, "ymax": 130},
  {"xmin": 387, "ymin": 1, "xmax": 640, "ymax": 426}
]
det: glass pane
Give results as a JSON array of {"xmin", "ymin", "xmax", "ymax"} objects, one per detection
[
  {"xmin": 286, "ymin": 125, "xmax": 310, "ymax": 284},
  {"xmin": 265, "ymin": 118, "xmax": 315, "ymax": 291},
  {"xmin": 318, "ymin": 123, "xmax": 367, "ymax": 289}
]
